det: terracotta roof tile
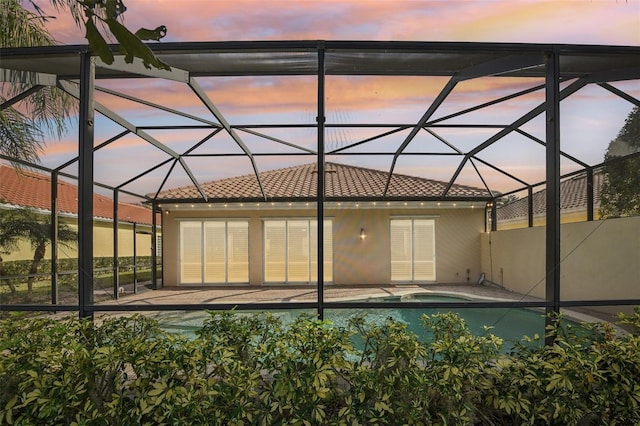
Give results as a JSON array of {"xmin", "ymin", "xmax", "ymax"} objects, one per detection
[
  {"xmin": 497, "ymin": 171, "xmax": 604, "ymax": 221},
  {"xmin": 0, "ymin": 165, "xmax": 154, "ymax": 225},
  {"xmin": 153, "ymin": 162, "xmax": 491, "ymax": 201}
]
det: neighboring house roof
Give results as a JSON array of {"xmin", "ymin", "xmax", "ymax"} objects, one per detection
[
  {"xmin": 153, "ymin": 162, "xmax": 492, "ymax": 202},
  {"xmin": 497, "ymin": 171, "xmax": 604, "ymax": 222},
  {"xmin": 0, "ymin": 165, "xmax": 154, "ymax": 225}
]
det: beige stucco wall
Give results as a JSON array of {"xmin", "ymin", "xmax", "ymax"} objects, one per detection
[
  {"xmin": 481, "ymin": 216, "xmax": 640, "ymax": 301},
  {"xmin": 161, "ymin": 206, "xmax": 485, "ymax": 287},
  {"xmin": 89, "ymin": 222, "xmax": 154, "ymax": 259},
  {"xmin": 3, "ymin": 219, "xmax": 153, "ymax": 262}
]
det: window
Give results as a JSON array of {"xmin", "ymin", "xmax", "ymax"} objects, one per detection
[
  {"xmin": 179, "ymin": 220, "xmax": 249, "ymax": 284},
  {"xmin": 264, "ymin": 219, "xmax": 333, "ymax": 283},
  {"xmin": 180, "ymin": 222, "xmax": 202, "ymax": 284},
  {"xmin": 390, "ymin": 218, "xmax": 435, "ymax": 282}
]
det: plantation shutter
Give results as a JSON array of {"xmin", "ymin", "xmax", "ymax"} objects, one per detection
[
  {"xmin": 264, "ymin": 219, "xmax": 333, "ymax": 284},
  {"xmin": 180, "ymin": 220, "xmax": 249, "ymax": 285},
  {"xmin": 204, "ymin": 222, "xmax": 226, "ymax": 283},
  {"xmin": 309, "ymin": 220, "xmax": 333, "ymax": 283},
  {"xmin": 264, "ymin": 221, "xmax": 286, "ymax": 282},
  {"xmin": 323, "ymin": 220, "xmax": 333, "ymax": 282},
  {"xmin": 310, "ymin": 221, "xmax": 318, "ymax": 282},
  {"xmin": 390, "ymin": 220, "xmax": 412, "ymax": 281},
  {"xmin": 413, "ymin": 219, "xmax": 436, "ymax": 281},
  {"xmin": 227, "ymin": 221, "xmax": 249, "ymax": 283},
  {"xmin": 180, "ymin": 221, "xmax": 202, "ymax": 283},
  {"xmin": 391, "ymin": 218, "xmax": 436, "ymax": 282},
  {"xmin": 288, "ymin": 220, "xmax": 310, "ymax": 282}
]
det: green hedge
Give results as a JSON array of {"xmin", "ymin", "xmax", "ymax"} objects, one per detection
[
  {"xmin": 1, "ymin": 310, "xmax": 639, "ymax": 425},
  {"xmin": 0, "ymin": 256, "xmax": 154, "ymax": 287}
]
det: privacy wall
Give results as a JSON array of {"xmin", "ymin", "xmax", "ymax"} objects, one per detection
[{"xmin": 480, "ymin": 216, "xmax": 640, "ymax": 310}]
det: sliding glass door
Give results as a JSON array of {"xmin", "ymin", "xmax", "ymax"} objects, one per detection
[
  {"xmin": 264, "ymin": 219, "xmax": 333, "ymax": 284},
  {"xmin": 390, "ymin": 218, "xmax": 436, "ymax": 282},
  {"xmin": 179, "ymin": 220, "xmax": 249, "ymax": 285}
]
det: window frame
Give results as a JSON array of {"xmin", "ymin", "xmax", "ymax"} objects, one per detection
[
  {"xmin": 178, "ymin": 219, "xmax": 249, "ymax": 285},
  {"xmin": 262, "ymin": 218, "xmax": 333, "ymax": 284},
  {"xmin": 390, "ymin": 217, "xmax": 436, "ymax": 283}
]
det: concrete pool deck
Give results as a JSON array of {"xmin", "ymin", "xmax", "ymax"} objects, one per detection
[
  {"xmin": 98, "ymin": 283, "xmax": 626, "ymax": 325},
  {"xmin": 101, "ymin": 282, "xmax": 541, "ymax": 307}
]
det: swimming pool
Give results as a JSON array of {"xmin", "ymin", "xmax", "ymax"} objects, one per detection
[
  {"xmin": 330, "ymin": 294, "xmax": 547, "ymax": 345},
  {"xmin": 155, "ymin": 293, "xmax": 550, "ymax": 348}
]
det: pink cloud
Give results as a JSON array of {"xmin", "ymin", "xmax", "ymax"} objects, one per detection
[
  {"xmin": 26, "ymin": 1, "xmax": 639, "ymax": 46},
  {"xmin": 16, "ymin": 0, "xmax": 638, "ymax": 191},
  {"xmin": 89, "ymin": 73, "xmax": 545, "ymax": 124},
  {"xmin": 441, "ymin": 1, "xmax": 640, "ymax": 45}
]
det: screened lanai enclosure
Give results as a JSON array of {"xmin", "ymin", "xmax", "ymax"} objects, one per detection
[{"xmin": 1, "ymin": 41, "xmax": 639, "ymax": 340}]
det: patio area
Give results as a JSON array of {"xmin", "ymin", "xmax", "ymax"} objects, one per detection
[
  {"xmin": 104, "ymin": 283, "xmax": 534, "ymax": 306},
  {"xmin": 101, "ymin": 281, "xmax": 625, "ymax": 325}
]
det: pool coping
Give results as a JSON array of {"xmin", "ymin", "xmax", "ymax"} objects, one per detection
[{"xmin": 98, "ymin": 283, "xmax": 627, "ymax": 332}]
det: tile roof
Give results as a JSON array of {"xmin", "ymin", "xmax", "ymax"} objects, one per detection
[
  {"xmin": 153, "ymin": 162, "xmax": 492, "ymax": 201},
  {"xmin": 0, "ymin": 165, "xmax": 154, "ymax": 225},
  {"xmin": 497, "ymin": 171, "xmax": 604, "ymax": 221}
]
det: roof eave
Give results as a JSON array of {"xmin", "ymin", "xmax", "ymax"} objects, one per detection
[{"xmin": 153, "ymin": 195, "xmax": 494, "ymax": 205}]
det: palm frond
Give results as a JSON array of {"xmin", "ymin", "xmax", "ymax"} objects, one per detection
[
  {"xmin": 0, "ymin": 107, "xmax": 44, "ymax": 163},
  {"xmin": 0, "ymin": 0, "xmax": 76, "ymax": 162},
  {"xmin": 0, "ymin": 0, "xmax": 56, "ymax": 48}
]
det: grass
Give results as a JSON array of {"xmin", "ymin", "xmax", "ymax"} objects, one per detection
[{"xmin": 0, "ymin": 269, "xmax": 158, "ymax": 306}]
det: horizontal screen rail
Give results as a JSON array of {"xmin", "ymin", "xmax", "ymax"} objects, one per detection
[{"xmin": 3, "ymin": 299, "xmax": 638, "ymax": 313}]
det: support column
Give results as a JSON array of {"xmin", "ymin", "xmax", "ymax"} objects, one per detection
[
  {"xmin": 316, "ymin": 43, "xmax": 326, "ymax": 320},
  {"xmin": 78, "ymin": 51, "xmax": 95, "ymax": 319},
  {"xmin": 133, "ymin": 222, "xmax": 137, "ymax": 294},
  {"xmin": 113, "ymin": 189, "xmax": 119, "ymax": 299},
  {"xmin": 545, "ymin": 50, "xmax": 561, "ymax": 344},
  {"xmin": 51, "ymin": 171, "xmax": 59, "ymax": 305},
  {"xmin": 151, "ymin": 201, "xmax": 158, "ymax": 290},
  {"xmin": 586, "ymin": 167, "xmax": 594, "ymax": 221},
  {"xmin": 528, "ymin": 186, "xmax": 534, "ymax": 228},
  {"xmin": 490, "ymin": 200, "xmax": 497, "ymax": 232}
]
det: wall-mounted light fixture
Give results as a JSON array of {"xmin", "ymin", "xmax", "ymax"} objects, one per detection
[{"xmin": 360, "ymin": 228, "xmax": 366, "ymax": 240}]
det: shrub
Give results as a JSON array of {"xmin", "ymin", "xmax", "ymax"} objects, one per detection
[
  {"xmin": 0, "ymin": 256, "xmax": 154, "ymax": 288},
  {"xmin": 1, "ymin": 308, "xmax": 639, "ymax": 425},
  {"xmin": 1, "ymin": 257, "xmax": 158, "ymax": 306}
]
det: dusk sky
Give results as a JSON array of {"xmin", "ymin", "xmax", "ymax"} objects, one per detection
[
  {"xmin": 38, "ymin": 1, "xmax": 640, "ymax": 46},
  {"xmin": 19, "ymin": 0, "xmax": 640, "ymax": 200}
]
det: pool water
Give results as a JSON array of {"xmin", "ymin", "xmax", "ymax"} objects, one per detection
[
  {"xmin": 155, "ymin": 293, "xmax": 549, "ymax": 349},
  {"xmin": 339, "ymin": 294, "xmax": 547, "ymax": 344}
]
